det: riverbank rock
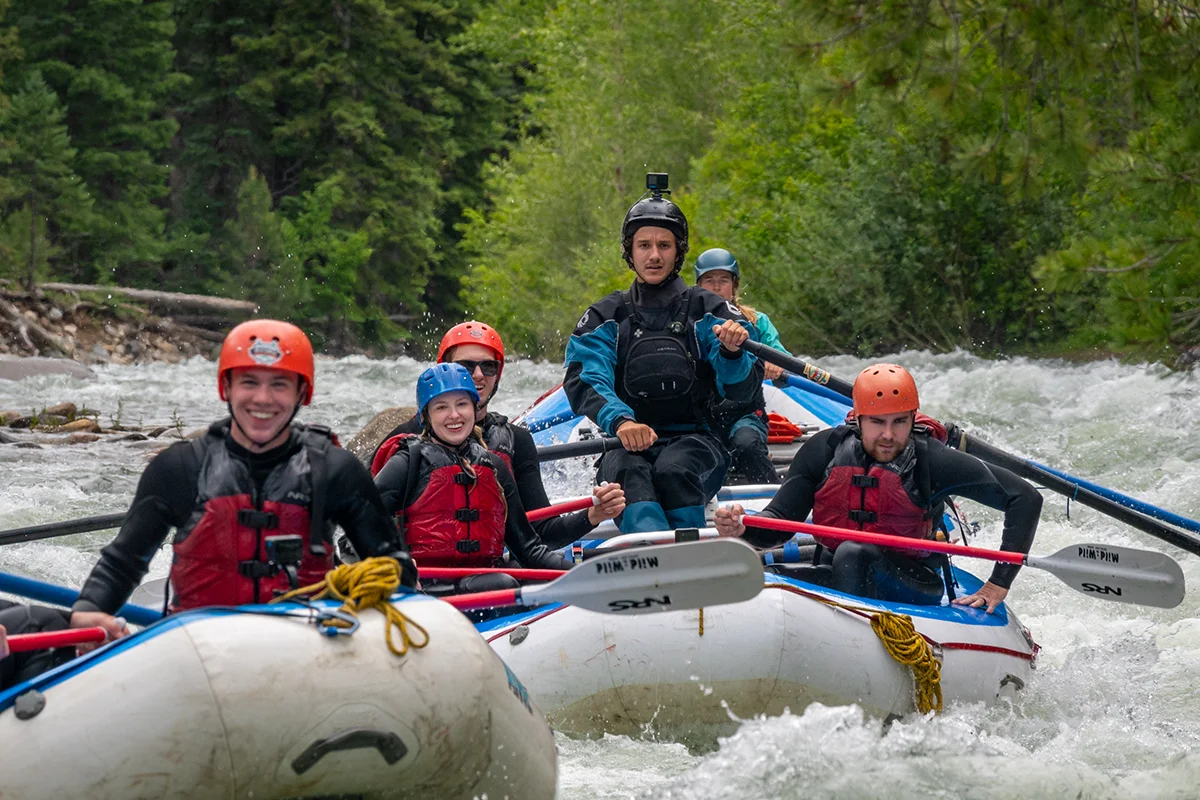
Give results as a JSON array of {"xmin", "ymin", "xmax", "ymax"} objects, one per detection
[
  {"xmin": 345, "ymin": 406, "xmax": 417, "ymax": 464},
  {"xmin": 0, "ymin": 356, "xmax": 96, "ymax": 382}
]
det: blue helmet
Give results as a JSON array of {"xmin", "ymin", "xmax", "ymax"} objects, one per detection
[
  {"xmin": 416, "ymin": 363, "xmax": 480, "ymax": 424},
  {"xmin": 694, "ymin": 248, "xmax": 739, "ymax": 281}
]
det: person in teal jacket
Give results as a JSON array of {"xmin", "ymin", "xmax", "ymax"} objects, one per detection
[{"xmin": 695, "ymin": 248, "xmax": 791, "ymax": 484}]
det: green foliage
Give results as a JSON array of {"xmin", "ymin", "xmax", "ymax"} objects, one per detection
[
  {"xmin": 0, "ymin": 71, "xmax": 90, "ymax": 289},
  {"xmin": 3, "ymin": 0, "xmax": 181, "ymax": 284}
]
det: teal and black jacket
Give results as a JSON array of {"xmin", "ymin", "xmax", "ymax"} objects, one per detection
[{"xmin": 564, "ymin": 277, "xmax": 761, "ymax": 436}]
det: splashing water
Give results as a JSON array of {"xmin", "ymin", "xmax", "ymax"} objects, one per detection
[{"xmin": 1, "ymin": 350, "xmax": 1197, "ymax": 798}]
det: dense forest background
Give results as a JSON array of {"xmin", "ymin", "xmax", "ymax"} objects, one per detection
[{"xmin": 1, "ymin": 1, "xmax": 1197, "ymax": 361}]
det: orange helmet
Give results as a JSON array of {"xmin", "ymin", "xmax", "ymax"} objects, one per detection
[
  {"xmin": 437, "ymin": 321, "xmax": 505, "ymax": 379},
  {"xmin": 217, "ymin": 320, "xmax": 315, "ymax": 405},
  {"xmin": 852, "ymin": 363, "xmax": 919, "ymax": 416}
]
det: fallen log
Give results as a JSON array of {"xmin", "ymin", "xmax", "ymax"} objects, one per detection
[
  {"xmin": 40, "ymin": 283, "xmax": 258, "ymax": 315},
  {"xmin": 0, "ymin": 298, "xmax": 71, "ymax": 356}
]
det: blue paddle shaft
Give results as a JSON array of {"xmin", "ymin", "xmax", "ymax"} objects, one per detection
[{"xmin": 0, "ymin": 571, "xmax": 161, "ymax": 626}]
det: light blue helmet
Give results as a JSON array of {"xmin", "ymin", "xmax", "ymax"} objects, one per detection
[
  {"xmin": 694, "ymin": 248, "xmax": 739, "ymax": 281},
  {"xmin": 416, "ymin": 363, "xmax": 479, "ymax": 424}
]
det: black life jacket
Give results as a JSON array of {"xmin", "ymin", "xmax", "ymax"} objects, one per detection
[{"xmin": 615, "ymin": 291, "xmax": 710, "ymax": 427}]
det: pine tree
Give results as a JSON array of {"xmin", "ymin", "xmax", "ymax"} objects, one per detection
[
  {"xmin": 0, "ymin": 71, "xmax": 90, "ymax": 289},
  {"xmin": 3, "ymin": 0, "xmax": 180, "ymax": 284}
]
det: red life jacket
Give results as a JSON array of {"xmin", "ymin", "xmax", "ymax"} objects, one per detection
[
  {"xmin": 378, "ymin": 435, "xmax": 508, "ymax": 567},
  {"xmin": 170, "ymin": 422, "xmax": 337, "ymax": 610},
  {"xmin": 812, "ymin": 429, "xmax": 934, "ymax": 552}
]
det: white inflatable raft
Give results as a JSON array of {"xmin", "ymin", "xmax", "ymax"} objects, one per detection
[
  {"xmin": 478, "ymin": 566, "xmax": 1037, "ymax": 737},
  {"xmin": 0, "ymin": 594, "xmax": 556, "ymax": 799}
]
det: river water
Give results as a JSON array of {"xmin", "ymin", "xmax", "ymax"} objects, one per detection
[{"xmin": 1, "ymin": 351, "xmax": 1198, "ymax": 799}]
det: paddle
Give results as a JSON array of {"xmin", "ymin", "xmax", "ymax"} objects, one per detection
[
  {"xmin": 741, "ymin": 340, "xmax": 1200, "ymax": 559},
  {"xmin": 5, "ymin": 626, "xmax": 108, "ymax": 653},
  {"xmin": 526, "ymin": 494, "xmax": 597, "ymax": 523},
  {"xmin": 420, "ymin": 566, "xmax": 565, "ymax": 582},
  {"xmin": 535, "ymin": 437, "xmax": 621, "ymax": 462},
  {"xmin": 741, "ymin": 516, "xmax": 1186, "ymax": 608},
  {"xmin": 0, "ymin": 512, "xmax": 126, "ymax": 547},
  {"xmin": 442, "ymin": 538, "xmax": 764, "ymax": 613},
  {"xmin": 0, "ymin": 571, "xmax": 162, "ymax": 626}
]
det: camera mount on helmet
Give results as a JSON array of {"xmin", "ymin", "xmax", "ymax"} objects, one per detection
[{"xmin": 621, "ymin": 172, "xmax": 689, "ymax": 274}]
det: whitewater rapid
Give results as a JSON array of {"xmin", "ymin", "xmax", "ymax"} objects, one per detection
[{"xmin": 1, "ymin": 351, "xmax": 1197, "ymax": 798}]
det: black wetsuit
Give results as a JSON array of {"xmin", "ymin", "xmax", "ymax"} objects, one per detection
[
  {"xmin": 375, "ymin": 412, "xmax": 594, "ymax": 548},
  {"xmin": 73, "ymin": 420, "xmax": 408, "ymax": 617},
  {"xmin": 747, "ymin": 427, "xmax": 1042, "ymax": 600}
]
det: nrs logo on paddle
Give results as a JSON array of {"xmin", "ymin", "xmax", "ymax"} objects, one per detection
[{"xmin": 594, "ymin": 554, "xmax": 660, "ymax": 574}]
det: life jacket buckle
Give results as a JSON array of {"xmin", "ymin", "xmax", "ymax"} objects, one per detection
[
  {"xmin": 455, "ymin": 540, "xmax": 482, "ymax": 553},
  {"xmin": 237, "ymin": 509, "xmax": 280, "ymax": 529},
  {"xmin": 848, "ymin": 509, "xmax": 877, "ymax": 523},
  {"xmin": 454, "ymin": 508, "xmax": 481, "ymax": 522},
  {"xmin": 453, "ymin": 473, "xmax": 474, "ymax": 485},
  {"xmin": 850, "ymin": 475, "xmax": 879, "ymax": 488}
]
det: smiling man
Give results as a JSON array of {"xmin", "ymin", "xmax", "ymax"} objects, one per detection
[
  {"xmin": 714, "ymin": 363, "xmax": 1043, "ymax": 612},
  {"xmin": 68, "ymin": 320, "xmax": 415, "ymax": 646},
  {"xmin": 564, "ymin": 173, "xmax": 762, "ymax": 533}
]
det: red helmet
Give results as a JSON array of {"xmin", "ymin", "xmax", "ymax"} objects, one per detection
[
  {"xmin": 217, "ymin": 320, "xmax": 315, "ymax": 405},
  {"xmin": 437, "ymin": 321, "xmax": 505, "ymax": 379},
  {"xmin": 852, "ymin": 363, "xmax": 919, "ymax": 416}
]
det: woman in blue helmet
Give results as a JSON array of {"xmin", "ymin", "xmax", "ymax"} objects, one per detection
[
  {"xmin": 373, "ymin": 363, "xmax": 570, "ymax": 571},
  {"xmin": 694, "ymin": 247, "xmax": 791, "ymax": 485}
]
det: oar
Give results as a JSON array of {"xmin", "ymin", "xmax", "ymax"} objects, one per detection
[
  {"xmin": 956, "ymin": 434, "xmax": 1200, "ymax": 559},
  {"xmin": 5, "ymin": 626, "xmax": 108, "ymax": 653},
  {"xmin": 779, "ymin": 372, "xmax": 853, "ymax": 407},
  {"xmin": 741, "ymin": 340, "xmax": 1200, "ymax": 559},
  {"xmin": 742, "ymin": 341, "xmax": 854, "ymax": 396},
  {"xmin": 0, "ymin": 571, "xmax": 162, "ymax": 626},
  {"xmin": 535, "ymin": 437, "xmax": 621, "ymax": 462},
  {"xmin": 741, "ymin": 516, "xmax": 1186, "ymax": 608},
  {"xmin": 526, "ymin": 494, "xmax": 597, "ymax": 523},
  {"xmin": 0, "ymin": 512, "xmax": 126, "ymax": 547},
  {"xmin": 420, "ymin": 566, "xmax": 566, "ymax": 582},
  {"xmin": 1028, "ymin": 459, "xmax": 1200, "ymax": 535},
  {"xmin": 443, "ymin": 539, "xmax": 763, "ymax": 613}
]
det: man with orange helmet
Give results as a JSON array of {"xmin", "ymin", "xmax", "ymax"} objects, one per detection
[
  {"xmin": 715, "ymin": 364, "xmax": 1042, "ymax": 612},
  {"xmin": 370, "ymin": 321, "xmax": 625, "ymax": 548},
  {"xmin": 68, "ymin": 320, "xmax": 415, "ymax": 645}
]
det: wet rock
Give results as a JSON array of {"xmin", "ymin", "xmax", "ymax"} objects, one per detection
[
  {"xmin": 13, "ymin": 442, "xmax": 42, "ymax": 449},
  {"xmin": 0, "ymin": 430, "xmax": 15, "ymax": 444},
  {"xmin": 184, "ymin": 427, "xmax": 208, "ymax": 439},
  {"xmin": 345, "ymin": 406, "xmax": 417, "ymax": 464},
  {"xmin": 6, "ymin": 416, "xmax": 32, "ymax": 429},
  {"xmin": 35, "ymin": 414, "xmax": 68, "ymax": 427},
  {"xmin": 55, "ymin": 419, "xmax": 101, "ymax": 434},
  {"xmin": 146, "ymin": 426, "xmax": 169, "ymax": 438},
  {"xmin": 43, "ymin": 402, "xmax": 77, "ymax": 417},
  {"xmin": 113, "ymin": 432, "xmax": 149, "ymax": 442},
  {"xmin": 67, "ymin": 433, "xmax": 101, "ymax": 444},
  {"xmin": 47, "ymin": 307, "xmax": 63, "ymax": 322},
  {"xmin": 0, "ymin": 410, "xmax": 22, "ymax": 424},
  {"xmin": 0, "ymin": 355, "xmax": 96, "ymax": 382}
]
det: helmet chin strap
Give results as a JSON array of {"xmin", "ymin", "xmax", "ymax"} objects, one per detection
[{"xmin": 228, "ymin": 402, "xmax": 300, "ymax": 450}]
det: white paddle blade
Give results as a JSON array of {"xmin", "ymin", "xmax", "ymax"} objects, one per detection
[
  {"xmin": 1030, "ymin": 543, "xmax": 1186, "ymax": 609},
  {"xmin": 524, "ymin": 539, "xmax": 764, "ymax": 615}
]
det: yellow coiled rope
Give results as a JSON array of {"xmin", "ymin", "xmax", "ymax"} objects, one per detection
[
  {"xmin": 869, "ymin": 611, "xmax": 942, "ymax": 714},
  {"xmin": 272, "ymin": 557, "xmax": 431, "ymax": 657}
]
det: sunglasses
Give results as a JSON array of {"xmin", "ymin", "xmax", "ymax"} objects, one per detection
[{"xmin": 454, "ymin": 359, "xmax": 501, "ymax": 377}]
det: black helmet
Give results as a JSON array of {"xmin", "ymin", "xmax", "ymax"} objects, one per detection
[{"xmin": 620, "ymin": 175, "xmax": 689, "ymax": 274}]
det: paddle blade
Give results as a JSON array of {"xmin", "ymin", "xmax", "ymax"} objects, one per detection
[
  {"xmin": 1029, "ymin": 543, "xmax": 1186, "ymax": 609},
  {"xmin": 522, "ymin": 539, "xmax": 763, "ymax": 615}
]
